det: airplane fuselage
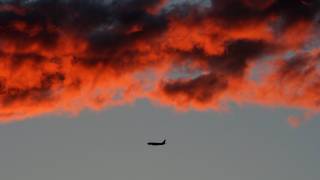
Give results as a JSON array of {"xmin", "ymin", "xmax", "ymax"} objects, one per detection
[
  {"xmin": 147, "ymin": 140, "xmax": 166, "ymax": 146},
  {"xmin": 147, "ymin": 142, "xmax": 165, "ymax": 146}
]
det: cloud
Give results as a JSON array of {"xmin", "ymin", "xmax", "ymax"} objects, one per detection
[
  {"xmin": 287, "ymin": 111, "xmax": 316, "ymax": 128},
  {"xmin": 0, "ymin": 0, "xmax": 319, "ymax": 122}
]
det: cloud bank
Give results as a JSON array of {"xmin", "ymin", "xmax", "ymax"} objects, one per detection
[{"xmin": 0, "ymin": 0, "xmax": 319, "ymax": 122}]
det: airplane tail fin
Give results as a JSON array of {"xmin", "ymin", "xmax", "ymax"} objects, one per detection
[{"xmin": 163, "ymin": 139, "xmax": 166, "ymax": 144}]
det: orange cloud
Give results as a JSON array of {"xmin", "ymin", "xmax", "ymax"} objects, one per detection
[{"xmin": 0, "ymin": 0, "xmax": 319, "ymax": 123}]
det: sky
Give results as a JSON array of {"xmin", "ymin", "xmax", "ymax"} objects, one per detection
[{"xmin": 0, "ymin": 0, "xmax": 320, "ymax": 179}]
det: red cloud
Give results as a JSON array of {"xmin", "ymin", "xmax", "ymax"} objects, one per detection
[{"xmin": 0, "ymin": 0, "xmax": 319, "ymax": 123}]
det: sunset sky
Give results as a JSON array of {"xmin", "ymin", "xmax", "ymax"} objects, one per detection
[{"xmin": 0, "ymin": 0, "xmax": 319, "ymax": 179}]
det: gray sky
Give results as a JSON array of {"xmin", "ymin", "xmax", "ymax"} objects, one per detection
[{"xmin": 0, "ymin": 100, "xmax": 319, "ymax": 180}]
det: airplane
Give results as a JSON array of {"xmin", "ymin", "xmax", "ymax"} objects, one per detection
[{"xmin": 147, "ymin": 139, "xmax": 166, "ymax": 146}]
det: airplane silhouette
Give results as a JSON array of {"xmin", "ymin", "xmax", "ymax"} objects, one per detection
[{"xmin": 147, "ymin": 139, "xmax": 166, "ymax": 146}]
